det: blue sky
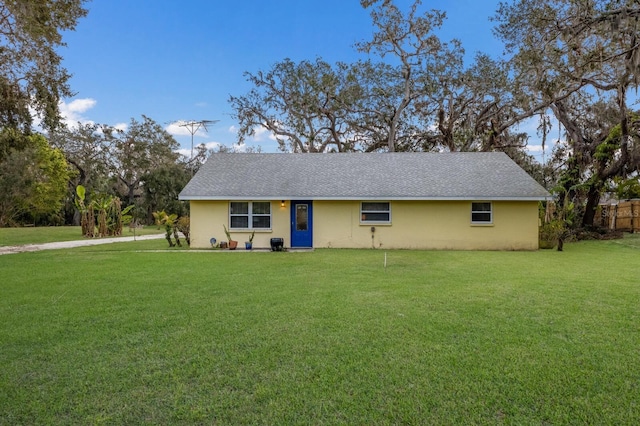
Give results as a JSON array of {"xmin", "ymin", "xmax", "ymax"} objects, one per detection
[{"xmin": 58, "ymin": 0, "xmax": 546, "ymax": 158}]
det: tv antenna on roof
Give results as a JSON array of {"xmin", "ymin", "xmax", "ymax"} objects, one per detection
[{"xmin": 178, "ymin": 119, "xmax": 219, "ymax": 164}]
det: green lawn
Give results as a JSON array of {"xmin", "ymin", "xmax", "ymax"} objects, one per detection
[
  {"xmin": 0, "ymin": 225, "xmax": 163, "ymax": 247},
  {"xmin": 0, "ymin": 236, "xmax": 638, "ymax": 424}
]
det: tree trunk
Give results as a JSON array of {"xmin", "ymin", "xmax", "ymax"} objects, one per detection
[
  {"xmin": 127, "ymin": 184, "xmax": 136, "ymax": 205},
  {"xmin": 387, "ymin": 119, "xmax": 397, "ymax": 152},
  {"xmin": 582, "ymin": 184, "xmax": 601, "ymax": 228}
]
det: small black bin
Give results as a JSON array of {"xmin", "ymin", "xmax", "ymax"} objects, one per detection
[{"xmin": 270, "ymin": 238, "xmax": 284, "ymax": 252}]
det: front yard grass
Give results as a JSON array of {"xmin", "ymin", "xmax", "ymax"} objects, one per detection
[{"xmin": 0, "ymin": 238, "xmax": 638, "ymax": 424}]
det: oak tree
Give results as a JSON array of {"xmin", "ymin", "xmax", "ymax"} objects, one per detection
[
  {"xmin": 357, "ymin": 0, "xmax": 461, "ymax": 152},
  {"xmin": 107, "ymin": 116, "xmax": 180, "ymax": 205},
  {"xmin": 0, "ymin": 0, "xmax": 87, "ymax": 158},
  {"xmin": 494, "ymin": 0, "xmax": 640, "ymax": 226},
  {"xmin": 230, "ymin": 58, "xmax": 360, "ymax": 153}
]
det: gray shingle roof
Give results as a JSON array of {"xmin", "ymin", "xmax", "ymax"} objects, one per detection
[{"xmin": 179, "ymin": 152, "xmax": 550, "ymax": 201}]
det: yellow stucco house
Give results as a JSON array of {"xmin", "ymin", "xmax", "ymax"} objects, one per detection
[{"xmin": 179, "ymin": 152, "xmax": 549, "ymax": 250}]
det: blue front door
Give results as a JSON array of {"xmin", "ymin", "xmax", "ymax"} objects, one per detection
[{"xmin": 290, "ymin": 201, "xmax": 313, "ymax": 248}]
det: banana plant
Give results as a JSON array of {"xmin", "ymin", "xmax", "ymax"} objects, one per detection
[
  {"xmin": 74, "ymin": 185, "xmax": 97, "ymax": 237},
  {"xmin": 91, "ymin": 194, "xmax": 113, "ymax": 237},
  {"xmin": 153, "ymin": 210, "xmax": 180, "ymax": 247}
]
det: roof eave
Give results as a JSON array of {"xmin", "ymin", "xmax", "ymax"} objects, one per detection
[{"xmin": 180, "ymin": 195, "xmax": 550, "ymax": 202}]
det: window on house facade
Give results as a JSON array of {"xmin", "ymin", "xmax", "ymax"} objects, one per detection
[
  {"xmin": 471, "ymin": 202, "xmax": 492, "ymax": 224},
  {"xmin": 230, "ymin": 201, "xmax": 271, "ymax": 229},
  {"xmin": 361, "ymin": 202, "xmax": 391, "ymax": 223}
]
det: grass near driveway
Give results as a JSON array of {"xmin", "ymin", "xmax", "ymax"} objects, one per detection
[
  {"xmin": 0, "ymin": 225, "xmax": 163, "ymax": 247},
  {"xmin": 0, "ymin": 237, "xmax": 639, "ymax": 424}
]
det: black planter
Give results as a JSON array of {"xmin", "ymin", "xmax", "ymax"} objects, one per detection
[{"xmin": 270, "ymin": 238, "xmax": 284, "ymax": 251}]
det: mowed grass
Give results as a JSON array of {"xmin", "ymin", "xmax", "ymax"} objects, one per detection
[
  {"xmin": 0, "ymin": 238, "xmax": 639, "ymax": 424},
  {"xmin": 0, "ymin": 226, "xmax": 163, "ymax": 247}
]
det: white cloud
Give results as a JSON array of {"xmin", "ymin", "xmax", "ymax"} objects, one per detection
[
  {"xmin": 165, "ymin": 120, "xmax": 210, "ymax": 137},
  {"xmin": 202, "ymin": 141, "xmax": 223, "ymax": 151},
  {"xmin": 230, "ymin": 143, "xmax": 248, "ymax": 152},
  {"xmin": 176, "ymin": 141, "xmax": 223, "ymax": 158},
  {"xmin": 252, "ymin": 125, "xmax": 277, "ymax": 142},
  {"xmin": 92, "ymin": 121, "xmax": 127, "ymax": 136},
  {"xmin": 61, "ymin": 98, "xmax": 96, "ymax": 115},
  {"xmin": 527, "ymin": 138, "xmax": 564, "ymax": 163},
  {"xmin": 176, "ymin": 148, "xmax": 192, "ymax": 157},
  {"xmin": 527, "ymin": 145, "xmax": 544, "ymax": 153},
  {"xmin": 58, "ymin": 98, "xmax": 97, "ymax": 127},
  {"xmin": 227, "ymin": 123, "xmax": 277, "ymax": 142},
  {"xmin": 529, "ymin": 138, "xmax": 563, "ymax": 152}
]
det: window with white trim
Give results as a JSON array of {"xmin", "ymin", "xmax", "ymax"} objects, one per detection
[
  {"xmin": 471, "ymin": 202, "xmax": 492, "ymax": 224},
  {"xmin": 361, "ymin": 202, "xmax": 391, "ymax": 223},
  {"xmin": 230, "ymin": 201, "xmax": 271, "ymax": 229}
]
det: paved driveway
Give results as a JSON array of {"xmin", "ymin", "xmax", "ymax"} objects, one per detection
[{"xmin": 0, "ymin": 234, "xmax": 165, "ymax": 256}]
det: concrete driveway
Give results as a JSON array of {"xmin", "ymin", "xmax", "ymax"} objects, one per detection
[{"xmin": 0, "ymin": 234, "xmax": 165, "ymax": 256}]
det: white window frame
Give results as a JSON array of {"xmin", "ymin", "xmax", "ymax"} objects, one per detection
[
  {"xmin": 360, "ymin": 201, "xmax": 391, "ymax": 224},
  {"xmin": 471, "ymin": 202, "xmax": 493, "ymax": 224},
  {"xmin": 229, "ymin": 201, "xmax": 271, "ymax": 230}
]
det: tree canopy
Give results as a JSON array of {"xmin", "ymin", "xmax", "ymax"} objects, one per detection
[
  {"xmin": 108, "ymin": 115, "xmax": 180, "ymax": 205},
  {"xmin": 0, "ymin": 133, "xmax": 73, "ymax": 226},
  {"xmin": 493, "ymin": 0, "xmax": 640, "ymax": 226},
  {"xmin": 0, "ymin": 0, "xmax": 88, "ymax": 139},
  {"xmin": 228, "ymin": 0, "xmax": 640, "ymax": 231},
  {"xmin": 2, "ymin": 0, "xmax": 639, "ymax": 234},
  {"xmin": 50, "ymin": 116, "xmax": 185, "ymax": 224}
]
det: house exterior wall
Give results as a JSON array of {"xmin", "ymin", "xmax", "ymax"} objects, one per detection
[
  {"xmin": 190, "ymin": 200, "xmax": 290, "ymax": 249},
  {"xmin": 190, "ymin": 199, "xmax": 540, "ymax": 250},
  {"xmin": 313, "ymin": 200, "xmax": 539, "ymax": 250}
]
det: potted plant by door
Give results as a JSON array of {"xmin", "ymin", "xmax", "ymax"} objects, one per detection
[
  {"xmin": 245, "ymin": 230, "xmax": 255, "ymax": 250},
  {"xmin": 223, "ymin": 224, "xmax": 238, "ymax": 250}
]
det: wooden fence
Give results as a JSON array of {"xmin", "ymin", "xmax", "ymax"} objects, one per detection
[{"xmin": 595, "ymin": 200, "xmax": 640, "ymax": 232}]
